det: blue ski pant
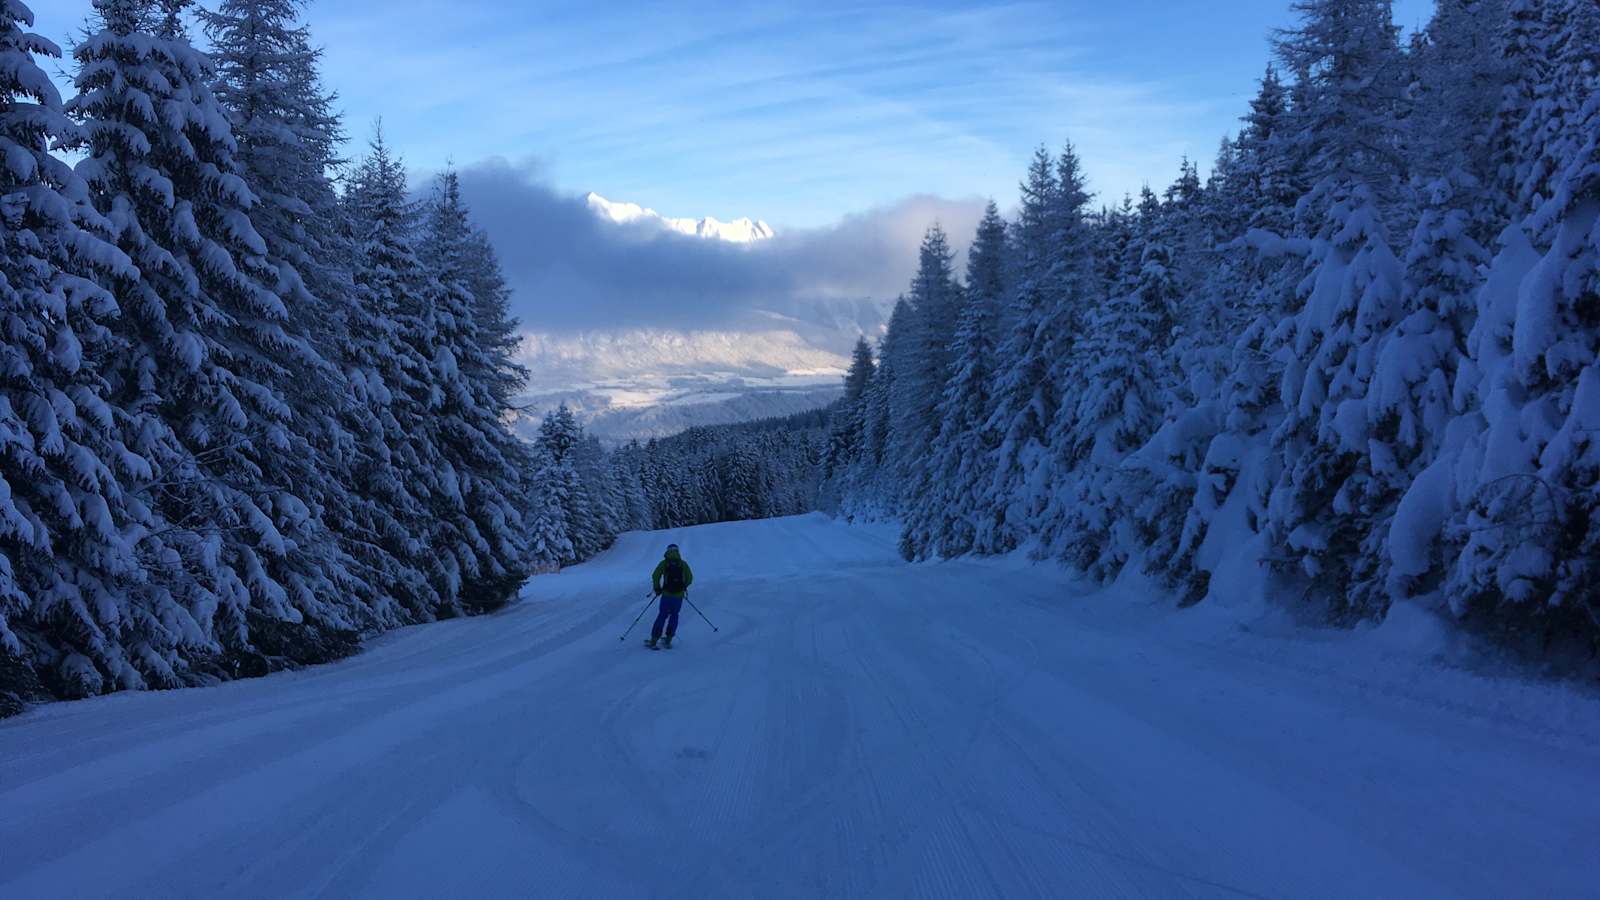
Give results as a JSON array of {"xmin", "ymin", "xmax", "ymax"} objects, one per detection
[{"xmin": 652, "ymin": 594, "xmax": 684, "ymax": 640}]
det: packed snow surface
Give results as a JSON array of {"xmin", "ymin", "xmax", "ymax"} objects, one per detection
[{"xmin": 3, "ymin": 515, "xmax": 1597, "ymax": 899}]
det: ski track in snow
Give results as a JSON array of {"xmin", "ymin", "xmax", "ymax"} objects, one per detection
[{"xmin": 2, "ymin": 514, "xmax": 1597, "ymax": 899}]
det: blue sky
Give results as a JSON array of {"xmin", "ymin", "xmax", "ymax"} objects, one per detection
[{"xmin": 29, "ymin": 0, "xmax": 1433, "ymax": 229}]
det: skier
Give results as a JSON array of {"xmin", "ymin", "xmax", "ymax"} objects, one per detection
[{"xmin": 646, "ymin": 544, "xmax": 694, "ymax": 649}]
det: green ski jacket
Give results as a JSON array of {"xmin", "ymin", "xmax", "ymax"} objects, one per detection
[{"xmin": 652, "ymin": 547, "xmax": 694, "ymax": 598}]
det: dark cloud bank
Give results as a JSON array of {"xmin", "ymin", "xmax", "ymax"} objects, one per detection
[{"xmin": 453, "ymin": 159, "xmax": 988, "ymax": 333}]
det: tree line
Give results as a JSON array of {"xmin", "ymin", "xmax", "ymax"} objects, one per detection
[
  {"xmin": 825, "ymin": 0, "xmax": 1600, "ymax": 668},
  {"xmin": 531, "ymin": 404, "xmax": 828, "ymax": 555},
  {"xmin": 0, "ymin": 0, "xmax": 563, "ymax": 712}
]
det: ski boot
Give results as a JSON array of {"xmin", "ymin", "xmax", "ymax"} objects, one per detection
[
  {"xmin": 661, "ymin": 635, "xmax": 674, "ymax": 649},
  {"xmin": 644, "ymin": 636, "xmax": 658, "ymax": 649}
]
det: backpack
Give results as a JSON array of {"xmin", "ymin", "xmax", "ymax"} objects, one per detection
[{"xmin": 662, "ymin": 559, "xmax": 686, "ymax": 593}]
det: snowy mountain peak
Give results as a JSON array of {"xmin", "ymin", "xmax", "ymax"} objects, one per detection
[{"xmin": 586, "ymin": 192, "xmax": 775, "ymax": 243}]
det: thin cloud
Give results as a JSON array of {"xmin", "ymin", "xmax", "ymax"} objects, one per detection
[
  {"xmin": 303, "ymin": 0, "xmax": 1230, "ymax": 225},
  {"xmin": 32, "ymin": 0, "xmax": 1437, "ymax": 228}
]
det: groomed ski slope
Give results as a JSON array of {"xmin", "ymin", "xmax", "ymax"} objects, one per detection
[{"xmin": 3, "ymin": 515, "xmax": 1598, "ymax": 899}]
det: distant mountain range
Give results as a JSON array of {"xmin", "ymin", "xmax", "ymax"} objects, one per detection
[
  {"xmin": 515, "ymin": 384, "xmax": 844, "ymax": 445},
  {"xmin": 510, "ymin": 194, "xmax": 884, "ymax": 444},
  {"xmin": 509, "ymin": 326, "xmax": 855, "ymax": 445},
  {"xmin": 585, "ymin": 192, "xmax": 776, "ymax": 243}
]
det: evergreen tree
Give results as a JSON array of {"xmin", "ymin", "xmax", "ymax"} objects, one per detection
[
  {"xmin": 889, "ymin": 227, "xmax": 959, "ymax": 455},
  {"xmin": 610, "ymin": 441, "xmax": 651, "ymax": 532},
  {"xmin": 420, "ymin": 170, "xmax": 532, "ymax": 606},
  {"xmin": 201, "ymin": 0, "xmax": 348, "ymax": 331},
  {"xmin": 524, "ymin": 443, "xmax": 572, "ymax": 573},
  {"xmin": 460, "ymin": 228, "xmax": 525, "ymax": 409},
  {"xmin": 1366, "ymin": 173, "xmax": 1486, "ymax": 610},
  {"xmin": 903, "ymin": 202, "xmax": 1006, "ymax": 558},
  {"xmin": 1406, "ymin": 0, "xmax": 1509, "ymax": 243},
  {"xmin": 1087, "ymin": 188, "xmax": 1179, "ymax": 460},
  {"xmin": 0, "ymin": 0, "xmax": 159, "ymax": 697},
  {"xmin": 1047, "ymin": 186, "xmax": 1178, "ymax": 575},
  {"xmin": 200, "ymin": 0, "xmax": 425, "ymax": 623},
  {"xmin": 823, "ymin": 335, "xmax": 874, "ymax": 484},
  {"xmin": 1495, "ymin": 0, "xmax": 1596, "ymax": 220},
  {"xmin": 343, "ymin": 131, "xmax": 449, "ymax": 613},
  {"xmin": 573, "ymin": 432, "xmax": 620, "ymax": 551},
  {"xmin": 1443, "ymin": 81, "xmax": 1600, "ymax": 647},
  {"xmin": 889, "ymin": 225, "xmax": 959, "ymax": 557},
  {"xmin": 70, "ymin": 0, "xmax": 358, "ymax": 679},
  {"xmin": 535, "ymin": 405, "xmax": 589, "ymax": 563},
  {"xmin": 1261, "ymin": 181, "xmax": 1407, "ymax": 621},
  {"xmin": 718, "ymin": 440, "xmax": 767, "ymax": 521},
  {"xmin": 1094, "ymin": 195, "xmax": 1139, "ymax": 297},
  {"xmin": 842, "ymin": 335, "xmax": 875, "ymax": 403},
  {"xmin": 1239, "ymin": 64, "xmax": 1303, "ymax": 235},
  {"xmin": 1245, "ymin": 0, "xmax": 1411, "ymax": 619},
  {"xmin": 981, "ymin": 144, "xmax": 1094, "ymax": 551},
  {"xmin": 1277, "ymin": 0, "xmax": 1409, "ymax": 210},
  {"xmin": 851, "ymin": 299, "xmax": 907, "ymax": 517},
  {"xmin": 1154, "ymin": 63, "xmax": 1322, "ymax": 599}
]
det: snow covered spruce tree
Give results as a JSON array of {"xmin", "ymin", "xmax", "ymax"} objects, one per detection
[
  {"xmin": 1123, "ymin": 165, "xmax": 1243, "ymax": 599},
  {"xmin": 1437, "ymin": 28, "xmax": 1600, "ymax": 657},
  {"xmin": 1263, "ymin": 183, "xmax": 1407, "ymax": 622},
  {"xmin": 524, "ymin": 442, "xmax": 572, "ymax": 573},
  {"xmin": 343, "ymin": 136, "xmax": 524, "ymax": 612},
  {"xmin": 0, "ymin": 0, "xmax": 160, "ymax": 705},
  {"xmin": 201, "ymin": 0, "xmax": 349, "ymax": 337},
  {"xmin": 1153, "ymin": 66, "xmax": 1316, "ymax": 606},
  {"xmin": 1404, "ymin": 0, "xmax": 1509, "ymax": 243},
  {"xmin": 67, "ymin": 0, "xmax": 365, "ymax": 687},
  {"xmin": 1492, "ymin": 0, "xmax": 1596, "ymax": 224},
  {"xmin": 1046, "ymin": 186, "xmax": 1181, "ymax": 579},
  {"xmin": 200, "ymin": 0, "xmax": 434, "ymax": 628},
  {"xmin": 978, "ymin": 145, "xmax": 1095, "ymax": 552},
  {"xmin": 611, "ymin": 443, "xmax": 651, "ymax": 532},
  {"xmin": 894, "ymin": 224, "xmax": 962, "ymax": 560},
  {"xmin": 456, "ymin": 204, "xmax": 525, "ymax": 411},
  {"xmin": 898, "ymin": 225, "xmax": 961, "ymax": 456},
  {"xmin": 536, "ymin": 404, "xmax": 597, "ymax": 565},
  {"xmin": 1364, "ymin": 173, "xmax": 1487, "ymax": 612},
  {"xmin": 339, "ymin": 133, "xmax": 459, "ymax": 616},
  {"xmin": 573, "ymin": 432, "xmax": 623, "ymax": 546},
  {"xmin": 821, "ymin": 335, "xmax": 874, "ymax": 501},
  {"xmin": 418, "ymin": 170, "xmax": 533, "ymax": 607},
  {"xmin": 1236, "ymin": 0, "xmax": 1409, "ymax": 621},
  {"xmin": 846, "ymin": 297, "xmax": 908, "ymax": 517},
  {"xmin": 901, "ymin": 201, "xmax": 1007, "ymax": 558}
]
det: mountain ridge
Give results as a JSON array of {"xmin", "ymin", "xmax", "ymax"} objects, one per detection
[{"xmin": 585, "ymin": 191, "xmax": 775, "ymax": 243}]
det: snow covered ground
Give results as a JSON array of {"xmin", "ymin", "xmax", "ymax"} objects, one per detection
[{"xmin": 3, "ymin": 515, "xmax": 1597, "ymax": 899}]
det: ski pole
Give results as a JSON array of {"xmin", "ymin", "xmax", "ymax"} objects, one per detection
[
  {"xmin": 683, "ymin": 594, "xmax": 719, "ymax": 632},
  {"xmin": 619, "ymin": 591, "xmax": 657, "ymax": 641}
]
